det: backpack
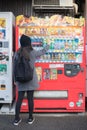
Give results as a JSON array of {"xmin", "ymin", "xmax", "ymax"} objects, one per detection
[{"xmin": 14, "ymin": 52, "xmax": 33, "ymax": 83}]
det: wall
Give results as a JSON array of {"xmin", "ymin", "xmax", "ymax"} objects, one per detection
[
  {"xmin": 0, "ymin": 0, "xmax": 32, "ymax": 16},
  {"xmin": 0, "ymin": 0, "xmax": 86, "ymax": 17}
]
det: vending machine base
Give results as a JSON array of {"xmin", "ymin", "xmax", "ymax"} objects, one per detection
[
  {"xmin": 20, "ymin": 88, "xmax": 85, "ymax": 113},
  {"xmin": 20, "ymin": 99, "xmax": 85, "ymax": 113}
]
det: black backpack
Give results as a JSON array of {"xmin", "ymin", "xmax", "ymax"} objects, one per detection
[{"xmin": 14, "ymin": 52, "xmax": 33, "ymax": 83}]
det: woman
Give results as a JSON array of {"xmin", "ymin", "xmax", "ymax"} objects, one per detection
[{"xmin": 13, "ymin": 34, "xmax": 49, "ymax": 125}]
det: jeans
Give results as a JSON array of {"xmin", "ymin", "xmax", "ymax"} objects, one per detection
[{"xmin": 15, "ymin": 90, "xmax": 34, "ymax": 120}]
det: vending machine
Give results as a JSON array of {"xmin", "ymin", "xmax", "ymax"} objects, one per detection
[
  {"xmin": 16, "ymin": 15, "xmax": 86, "ymax": 112},
  {"xmin": 0, "ymin": 12, "xmax": 15, "ymax": 104}
]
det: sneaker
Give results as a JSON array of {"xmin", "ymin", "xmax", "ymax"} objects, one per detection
[
  {"xmin": 13, "ymin": 118, "xmax": 22, "ymax": 126},
  {"xmin": 27, "ymin": 117, "xmax": 35, "ymax": 124}
]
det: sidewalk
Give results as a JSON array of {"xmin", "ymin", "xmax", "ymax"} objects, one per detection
[
  {"xmin": 0, "ymin": 113, "xmax": 87, "ymax": 130},
  {"xmin": 0, "ymin": 101, "xmax": 87, "ymax": 130}
]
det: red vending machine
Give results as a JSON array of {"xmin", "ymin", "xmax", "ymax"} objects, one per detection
[{"xmin": 16, "ymin": 15, "xmax": 86, "ymax": 112}]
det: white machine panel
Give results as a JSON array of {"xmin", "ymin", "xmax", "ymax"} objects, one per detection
[{"xmin": 0, "ymin": 12, "xmax": 15, "ymax": 103}]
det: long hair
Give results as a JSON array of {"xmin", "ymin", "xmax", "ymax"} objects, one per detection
[{"xmin": 17, "ymin": 46, "xmax": 33, "ymax": 60}]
